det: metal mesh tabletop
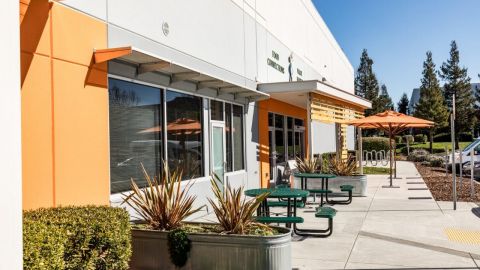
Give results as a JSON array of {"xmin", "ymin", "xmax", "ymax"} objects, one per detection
[
  {"xmin": 244, "ymin": 188, "xmax": 309, "ymax": 198},
  {"xmin": 293, "ymin": 173, "xmax": 336, "ymax": 179}
]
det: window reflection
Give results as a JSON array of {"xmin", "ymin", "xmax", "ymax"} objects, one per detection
[
  {"xmin": 108, "ymin": 78, "xmax": 162, "ymax": 193},
  {"xmin": 166, "ymin": 90, "xmax": 203, "ymax": 179},
  {"xmin": 225, "ymin": 104, "xmax": 233, "ymax": 172},
  {"xmin": 232, "ymin": 105, "xmax": 244, "ymax": 170},
  {"xmin": 210, "ymin": 100, "xmax": 223, "ymax": 121}
]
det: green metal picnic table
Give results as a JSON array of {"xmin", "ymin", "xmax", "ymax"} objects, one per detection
[
  {"xmin": 293, "ymin": 173, "xmax": 337, "ymax": 206},
  {"xmin": 244, "ymin": 188, "xmax": 309, "ymax": 227}
]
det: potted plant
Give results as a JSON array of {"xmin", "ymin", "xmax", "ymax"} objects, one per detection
[
  {"xmin": 294, "ymin": 156, "xmax": 367, "ymax": 196},
  {"xmin": 325, "ymin": 155, "xmax": 367, "ymax": 197},
  {"xmin": 125, "ymin": 165, "xmax": 292, "ymax": 270},
  {"xmin": 295, "ymin": 156, "xmax": 322, "ymax": 174}
]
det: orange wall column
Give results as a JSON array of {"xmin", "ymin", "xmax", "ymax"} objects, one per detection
[
  {"xmin": 21, "ymin": 1, "xmax": 110, "ymax": 209},
  {"xmin": 257, "ymin": 99, "xmax": 309, "ymax": 188}
]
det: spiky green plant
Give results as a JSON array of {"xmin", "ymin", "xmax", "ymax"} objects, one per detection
[
  {"xmin": 207, "ymin": 175, "xmax": 270, "ymax": 235},
  {"xmin": 122, "ymin": 163, "xmax": 202, "ymax": 231},
  {"xmin": 295, "ymin": 157, "xmax": 322, "ymax": 173},
  {"xmin": 327, "ymin": 155, "xmax": 358, "ymax": 176}
]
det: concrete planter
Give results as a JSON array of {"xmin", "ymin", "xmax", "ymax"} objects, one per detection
[
  {"xmin": 129, "ymin": 224, "xmax": 292, "ymax": 270},
  {"xmin": 294, "ymin": 175, "xmax": 367, "ymax": 197}
]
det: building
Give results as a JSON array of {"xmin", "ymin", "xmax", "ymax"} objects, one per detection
[
  {"xmin": 409, "ymin": 83, "xmax": 480, "ymax": 114},
  {"xmin": 18, "ymin": 0, "xmax": 370, "ymax": 218},
  {"xmin": 409, "ymin": 88, "xmax": 420, "ymax": 114},
  {"xmin": 3, "ymin": 1, "xmax": 373, "ymax": 266}
]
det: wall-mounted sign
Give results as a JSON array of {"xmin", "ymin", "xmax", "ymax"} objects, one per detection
[
  {"xmin": 267, "ymin": 59, "xmax": 284, "ymax": 73},
  {"xmin": 267, "ymin": 50, "xmax": 284, "ymax": 74},
  {"xmin": 272, "ymin": 50, "xmax": 279, "ymax": 61}
]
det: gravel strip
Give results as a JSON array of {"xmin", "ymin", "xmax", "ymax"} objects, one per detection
[{"xmin": 414, "ymin": 162, "xmax": 480, "ymax": 202}]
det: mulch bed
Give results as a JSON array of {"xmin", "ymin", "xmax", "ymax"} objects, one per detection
[{"xmin": 414, "ymin": 162, "xmax": 480, "ymax": 202}]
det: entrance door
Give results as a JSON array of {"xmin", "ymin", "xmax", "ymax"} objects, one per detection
[{"xmin": 211, "ymin": 122, "xmax": 226, "ymax": 186}]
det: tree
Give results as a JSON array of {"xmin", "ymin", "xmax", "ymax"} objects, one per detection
[
  {"xmin": 354, "ymin": 49, "xmax": 380, "ymax": 116},
  {"xmin": 474, "ymin": 74, "xmax": 480, "ymax": 135},
  {"xmin": 376, "ymin": 84, "xmax": 394, "ymax": 112},
  {"xmin": 397, "ymin": 93, "xmax": 409, "ymax": 114},
  {"xmin": 440, "ymin": 41, "xmax": 475, "ymax": 149},
  {"xmin": 414, "ymin": 51, "xmax": 449, "ymax": 153}
]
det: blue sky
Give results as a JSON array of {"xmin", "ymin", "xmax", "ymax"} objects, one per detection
[{"xmin": 313, "ymin": 0, "xmax": 480, "ymax": 105}]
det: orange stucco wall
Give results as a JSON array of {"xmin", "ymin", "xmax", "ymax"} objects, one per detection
[
  {"xmin": 257, "ymin": 99, "xmax": 309, "ymax": 188},
  {"xmin": 21, "ymin": 1, "xmax": 110, "ymax": 209}
]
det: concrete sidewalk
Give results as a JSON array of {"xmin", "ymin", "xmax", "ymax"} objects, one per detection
[{"xmin": 292, "ymin": 161, "xmax": 480, "ymax": 269}]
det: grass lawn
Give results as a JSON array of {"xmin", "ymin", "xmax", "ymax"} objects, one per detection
[
  {"xmin": 396, "ymin": 141, "xmax": 470, "ymax": 154},
  {"xmin": 363, "ymin": 167, "xmax": 393, "ymax": 175}
]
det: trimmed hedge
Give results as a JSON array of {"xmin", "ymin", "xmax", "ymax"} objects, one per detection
[
  {"xmin": 362, "ymin": 137, "xmax": 393, "ymax": 152},
  {"xmin": 23, "ymin": 206, "xmax": 131, "ymax": 270}
]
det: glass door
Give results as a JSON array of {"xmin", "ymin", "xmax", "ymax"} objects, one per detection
[{"xmin": 211, "ymin": 122, "xmax": 226, "ymax": 187}]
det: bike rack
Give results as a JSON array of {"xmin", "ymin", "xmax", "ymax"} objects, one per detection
[{"xmin": 363, "ymin": 150, "xmax": 389, "ymax": 167}]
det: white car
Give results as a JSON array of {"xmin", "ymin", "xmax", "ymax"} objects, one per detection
[{"xmin": 447, "ymin": 137, "xmax": 480, "ymax": 170}]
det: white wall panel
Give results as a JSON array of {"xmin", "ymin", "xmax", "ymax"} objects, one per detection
[
  {"xmin": 245, "ymin": 102, "xmax": 261, "ymax": 190},
  {"xmin": 64, "ymin": 0, "xmax": 354, "ymax": 91},
  {"xmin": 255, "ymin": 23, "xmax": 268, "ymax": 82},
  {"xmin": 244, "ymin": 13, "xmax": 257, "ymax": 81},
  {"xmin": 0, "ymin": 1, "xmax": 22, "ymax": 269},
  {"xmin": 108, "ymin": 0, "xmax": 247, "ymax": 79},
  {"xmin": 311, "ymin": 122, "xmax": 336, "ymax": 154},
  {"xmin": 347, "ymin": 126, "xmax": 355, "ymax": 150},
  {"xmin": 61, "ymin": 0, "xmax": 107, "ymax": 20}
]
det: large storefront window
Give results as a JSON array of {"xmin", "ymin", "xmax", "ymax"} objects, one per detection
[
  {"xmin": 166, "ymin": 90, "xmax": 203, "ymax": 179},
  {"xmin": 109, "ymin": 78, "xmax": 163, "ymax": 193}
]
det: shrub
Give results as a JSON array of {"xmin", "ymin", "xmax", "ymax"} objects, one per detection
[
  {"xmin": 414, "ymin": 134, "xmax": 427, "ymax": 144},
  {"xmin": 428, "ymin": 155, "xmax": 445, "ymax": 167},
  {"xmin": 395, "ymin": 136, "xmax": 403, "ymax": 144},
  {"xmin": 407, "ymin": 149, "xmax": 429, "ymax": 162},
  {"xmin": 362, "ymin": 137, "xmax": 393, "ymax": 152},
  {"xmin": 404, "ymin": 135, "xmax": 414, "ymax": 145},
  {"xmin": 23, "ymin": 206, "xmax": 131, "ymax": 270},
  {"xmin": 123, "ymin": 163, "xmax": 201, "ymax": 231}
]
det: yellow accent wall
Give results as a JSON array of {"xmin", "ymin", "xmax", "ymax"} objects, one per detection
[
  {"xmin": 257, "ymin": 99, "xmax": 309, "ymax": 188},
  {"xmin": 21, "ymin": 1, "xmax": 110, "ymax": 209}
]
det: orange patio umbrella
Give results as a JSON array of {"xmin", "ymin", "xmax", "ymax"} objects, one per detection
[
  {"xmin": 348, "ymin": 110, "xmax": 434, "ymax": 188},
  {"xmin": 138, "ymin": 118, "xmax": 201, "ymax": 135}
]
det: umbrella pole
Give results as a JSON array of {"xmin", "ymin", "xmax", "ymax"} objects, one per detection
[
  {"xmin": 390, "ymin": 130, "xmax": 393, "ymax": 186},
  {"xmin": 383, "ymin": 126, "xmax": 399, "ymax": 188}
]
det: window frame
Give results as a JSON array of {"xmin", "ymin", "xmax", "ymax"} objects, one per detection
[
  {"xmin": 108, "ymin": 74, "xmax": 247, "ymax": 187},
  {"xmin": 107, "ymin": 77, "xmax": 165, "ymax": 194},
  {"xmin": 165, "ymin": 89, "xmax": 205, "ymax": 179},
  {"xmin": 209, "ymin": 99, "xmax": 246, "ymax": 173},
  {"xmin": 268, "ymin": 112, "xmax": 306, "ymax": 162},
  {"xmin": 107, "ymin": 75, "xmax": 213, "ymax": 189}
]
